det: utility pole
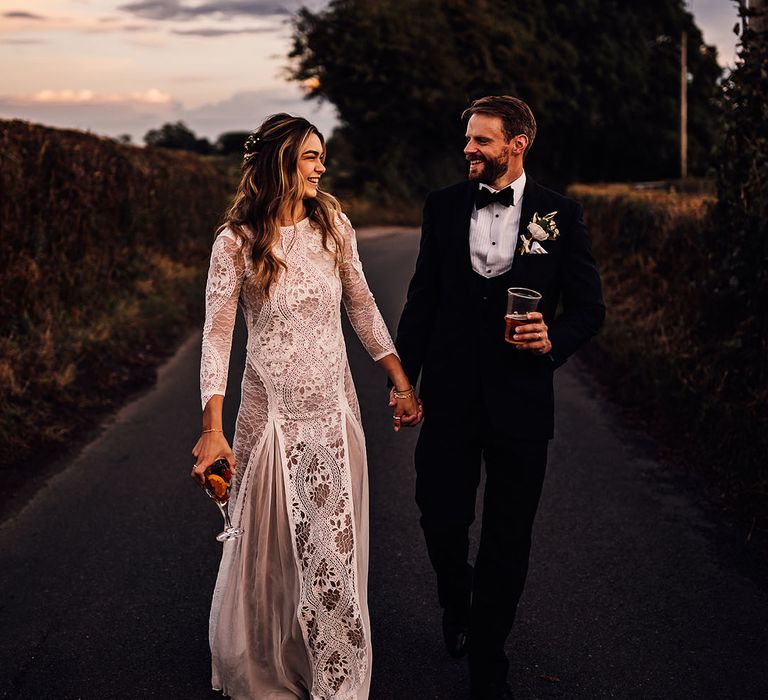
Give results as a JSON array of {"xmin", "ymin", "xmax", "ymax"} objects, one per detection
[{"xmin": 680, "ymin": 31, "xmax": 687, "ymax": 180}]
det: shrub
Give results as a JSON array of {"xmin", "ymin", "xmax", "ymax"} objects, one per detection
[
  {"xmin": 571, "ymin": 182, "xmax": 766, "ymax": 521},
  {"xmin": 0, "ymin": 120, "xmax": 230, "ymax": 466}
]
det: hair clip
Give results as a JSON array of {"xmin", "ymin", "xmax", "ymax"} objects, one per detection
[{"xmin": 243, "ymin": 132, "xmax": 262, "ymax": 162}]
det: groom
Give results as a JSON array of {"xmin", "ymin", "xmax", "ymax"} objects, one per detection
[{"xmin": 395, "ymin": 96, "xmax": 605, "ymax": 699}]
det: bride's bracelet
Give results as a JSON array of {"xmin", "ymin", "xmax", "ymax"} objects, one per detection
[
  {"xmin": 392, "ymin": 386, "xmax": 414, "ymax": 400},
  {"xmin": 202, "ymin": 428, "xmax": 224, "ymax": 434}
]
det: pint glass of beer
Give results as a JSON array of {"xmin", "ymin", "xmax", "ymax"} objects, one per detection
[{"xmin": 505, "ymin": 287, "xmax": 542, "ymax": 345}]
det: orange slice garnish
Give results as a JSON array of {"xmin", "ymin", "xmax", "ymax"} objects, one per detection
[{"xmin": 207, "ymin": 474, "xmax": 228, "ymax": 500}]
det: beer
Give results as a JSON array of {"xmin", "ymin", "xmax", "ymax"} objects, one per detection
[
  {"xmin": 504, "ymin": 313, "xmax": 533, "ymax": 345},
  {"xmin": 505, "ymin": 288, "xmax": 541, "ymax": 345}
]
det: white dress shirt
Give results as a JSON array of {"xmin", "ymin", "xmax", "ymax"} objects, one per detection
[{"xmin": 469, "ymin": 170, "xmax": 526, "ymax": 278}]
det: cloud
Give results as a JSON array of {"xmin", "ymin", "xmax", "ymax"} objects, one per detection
[
  {"xmin": 1, "ymin": 38, "xmax": 46, "ymax": 45},
  {"xmin": 182, "ymin": 86, "xmax": 338, "ymax": 138},
  {"xmin": 118, "ymin": 1, "xmax": 297, "ymax": 21},
  {"xmin": 2, "ymin": 11, "xmax": 46, "ymax": 20},
  {"xmin": 7, "ymin": 89, "xmax": 173, "ymax": 106},
  {"xmin": 170, "ymin": 26, "xmax": 276, "ymax": 36},
  {"xmin": 80, "ymin": 23, "xmax": 153, "ymax": 34},
  {"xmin": 0, "ymin": 13, "xmax": 151, "ymax": 36},
  {"xmin": 0, "ymin": 98, "xmax": 178, "ymax": 141},
  {"xmin": 0, "ymin": 85, "xmax": 337, "ymax": 144}
]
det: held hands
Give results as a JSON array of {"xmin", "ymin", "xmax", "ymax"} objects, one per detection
[
  {"xmin": 514, "ymin": 312, "xmax": 552, "ymax": 355},
  {"xmin": 388, "ymin": 388, "xmax": 424, "ymax": 432},
  {"xmin": 191, "ymin": 431, "xmax": 236, "ymax": 486},
  {"xmin": 376, "ymin": 356, "xmax": 423, "ymax": 432}
]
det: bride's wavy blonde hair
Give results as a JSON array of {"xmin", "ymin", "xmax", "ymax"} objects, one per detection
[{"xmin": 218, "ymin": 113, "xmax": 343, "ymax": 296}]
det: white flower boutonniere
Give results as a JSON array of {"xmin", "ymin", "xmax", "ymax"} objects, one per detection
[{"xmin": 519, "ymin": 211, "xmax": 559, "ymax": 254}]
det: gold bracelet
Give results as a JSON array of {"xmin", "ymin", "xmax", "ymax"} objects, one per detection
[
  {"xmin": 202, "ymin": 428, "xmax": 223, "ymax": 434},
  {"xmin": 392, "ymin": 386, "xmax": 414, "ymax": 399}
]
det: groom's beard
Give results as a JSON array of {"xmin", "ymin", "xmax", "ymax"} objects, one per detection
[{"xmin": 467, "ymin": 148, "xmax": 510, "ymax": 184}]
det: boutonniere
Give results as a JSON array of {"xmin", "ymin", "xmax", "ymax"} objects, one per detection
[{"xmin": 519, "ymin": 211, "xmax": 559, "ymax": 255}]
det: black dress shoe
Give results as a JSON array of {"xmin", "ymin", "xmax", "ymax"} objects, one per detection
[
  {"xmin": 470, "ymin": 681, "xmax": 515, "ymax": 700},
  {"xmin": 441, "ymin": 609, "xmax": 468, "ymax": 658}
]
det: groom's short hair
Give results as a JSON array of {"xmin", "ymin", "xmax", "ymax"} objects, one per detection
[{"xmin": 462, "ymin": 96, "xmax": 537, "ymax": 156}]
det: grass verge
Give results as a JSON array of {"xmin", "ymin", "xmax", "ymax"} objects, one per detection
[{"xmin": 571, "ymin": 182, "xmax": 767, "ymax": 534}]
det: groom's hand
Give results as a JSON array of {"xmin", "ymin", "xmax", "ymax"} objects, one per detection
[{"xmin": 513, "ymin": 312, "xmax": 552, "ymax": 355}]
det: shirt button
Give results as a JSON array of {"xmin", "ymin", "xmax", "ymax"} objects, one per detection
[
  {"xmin": 492, "ymin": 242, "xmax": 496, "ymax": 245},
  {"xmin": 495, "ymin": 214, "xmax": 499, "ymax": 218},
  {"xmin": 487, "ymin": 269, "xmax": 491, "ymax": 273}
]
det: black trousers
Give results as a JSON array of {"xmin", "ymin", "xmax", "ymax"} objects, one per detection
[{"xmin": 415, "ymin": 406, "xmax": 548, "ymax": 687}]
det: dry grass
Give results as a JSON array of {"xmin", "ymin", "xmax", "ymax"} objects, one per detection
[
  {"xmin": 571, "ymin": 182, "xmax": 767, "ymax": 526},
  {"xmin": 0, "ymin": 119, "xmax": 231, "ymax": 470},
  {"xmin": 339, "ymin": 196, "xmax": 422, "ymax": 227}
]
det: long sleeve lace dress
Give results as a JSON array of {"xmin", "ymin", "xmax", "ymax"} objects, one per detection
[{"xmin": 200, "ymin": 213, "xmax": 396, "ymax": 700}]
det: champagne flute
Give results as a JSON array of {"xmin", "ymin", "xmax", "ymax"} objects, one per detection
[{"xmin": 203, "ymin": 458, "xmax": 243, "ymax": 542}]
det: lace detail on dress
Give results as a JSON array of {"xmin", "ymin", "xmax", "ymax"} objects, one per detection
[
  {"xmin": 200, "ymin": 230, "xmax": 246, "ymax": 410},
  {"xmin": 202, "ymin": 214, "xmax": 395, "ymax": 699},
  {"xmin": 343, "ymin": 365, "xmax": 361, "ymax": 425},
  {"xmin": 228, "ymin": 361, "xmax": 269, "ymax": 515},
  {"xmin": 284, "ymin": 415, "xmax": 367, "ymax": 697},
  {"xmin": 338, "ymin": 214, "xmax": 399, "ymax": 362}
]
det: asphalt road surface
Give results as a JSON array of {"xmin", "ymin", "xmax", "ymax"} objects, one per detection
[{"xmin": 1, "ymin": 228, "xmax": 766, "ymax": 700}]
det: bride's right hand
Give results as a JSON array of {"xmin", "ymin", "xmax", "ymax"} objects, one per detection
[
  {"xmin": 388, "ymin": 389, "xmax": 424, "ymax": 431},
  {"xmin": 191, "ymin": 433, "xmax": 236, "ymax": 486}
]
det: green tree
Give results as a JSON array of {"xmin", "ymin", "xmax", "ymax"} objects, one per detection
[
  {"xmin": 216, "ymin": 131, "xmax": 251, "ymax": 156},
  {"xmin": 290, "ymin": 0, "xmax": 722, "ymax": 196},
  {"xmin": 704, "ymin": 2, "xmax": 767, "ymax": 430},
  {"xmin": 527, "ymin": 0, "xmax": 722, "ymax": 183},
  {"xmin": 144, "ymin": 121, "xmax": 213, "ymax": 154}
]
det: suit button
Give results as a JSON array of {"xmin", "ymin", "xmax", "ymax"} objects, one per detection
[{"xmin": 482, "ymin": 296, "xmax": 488, "ymax": 300}]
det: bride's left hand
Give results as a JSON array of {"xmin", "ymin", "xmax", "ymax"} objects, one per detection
[{"xmin": 388, "ymin": 390, "xmax": 424, "ymax": 432}]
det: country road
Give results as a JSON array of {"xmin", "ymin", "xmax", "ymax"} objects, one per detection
[{"xmin": 1, "ymin": 228, "xmax": 766, "ymax": 700}]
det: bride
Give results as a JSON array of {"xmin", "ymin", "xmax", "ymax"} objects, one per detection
[{"xmin": 191, "ymin": 113, "xmax": 421, "ymax": 699}]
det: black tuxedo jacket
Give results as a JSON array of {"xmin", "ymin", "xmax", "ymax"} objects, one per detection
[{"xmin": 395, "ymin": 178, "xmax": 605, "ymax": 440}]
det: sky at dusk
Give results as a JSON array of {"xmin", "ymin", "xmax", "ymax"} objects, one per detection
[{"xmin": 0, "ymin": 0, "xmax": 742, "ymax": 144}]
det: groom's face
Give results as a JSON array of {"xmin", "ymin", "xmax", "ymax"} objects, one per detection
[{"xmin": 464, "ymin": 114, "xmax": 511, "ymax": 186}]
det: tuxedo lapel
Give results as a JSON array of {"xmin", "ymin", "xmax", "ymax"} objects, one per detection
[
  {"xmin": 455, "ymin": 181, "xmax": 477, "ymax": 276},
  {"xmin": 450, "ymin": 179, "xmax": 542, "ymax": 279},
  {"xmin": 511, "ymin": 178, "xmax": 541, "ymax": 278}
]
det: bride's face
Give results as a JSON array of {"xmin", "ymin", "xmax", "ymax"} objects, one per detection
[{"xmin": 297, "ymin": 133, "xmax": 326, "ymax": 199}]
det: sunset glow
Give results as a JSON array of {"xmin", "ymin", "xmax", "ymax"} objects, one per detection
[{"xmin": 0, "ymin": 0, "xmax": 737, "ymax": 142}]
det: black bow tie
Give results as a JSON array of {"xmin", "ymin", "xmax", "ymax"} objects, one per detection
[{"xmin": 475, "ymin": 186, "xmax": 514, "ymax": 210}]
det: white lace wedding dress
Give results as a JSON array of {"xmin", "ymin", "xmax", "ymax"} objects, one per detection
[{"xmin": 200, "ymin": 213, "xmax": 396, "ymax": 700}]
